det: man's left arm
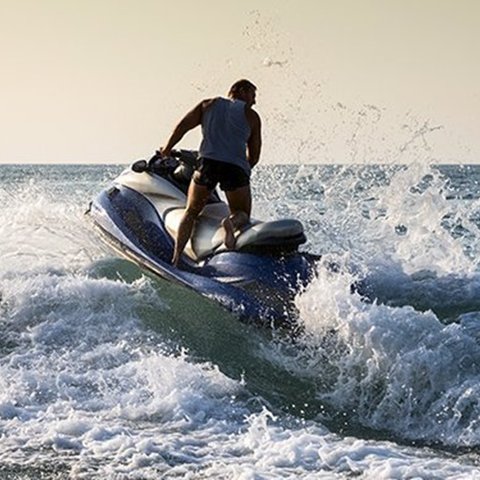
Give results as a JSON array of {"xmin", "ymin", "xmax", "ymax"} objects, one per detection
[{"xmin": 247, "ymin": 110, "xmax": 262, "ymax": 168}]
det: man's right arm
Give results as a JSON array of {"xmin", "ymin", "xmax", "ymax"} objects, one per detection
[{"xmin": 161, "ymin": 99, "xmax": 213, "ymax": 157}]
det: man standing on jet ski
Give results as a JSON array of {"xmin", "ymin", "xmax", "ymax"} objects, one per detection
[{"xmin": 159, "ymin": 79, "xmax": 262, "ymax": 267}]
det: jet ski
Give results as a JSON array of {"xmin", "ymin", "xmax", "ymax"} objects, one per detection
[{"xmin": 88, "ymin": 150, "xmax": 317, "ymax": 329}]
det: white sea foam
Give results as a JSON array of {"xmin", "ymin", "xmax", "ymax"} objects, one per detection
[
  {"xmin": 0, "ymin": 270, "xmax": 247, "ymax": 476},
  {"xmin": 0, "ymin": 182, "xmax": 102, "ymax": 274},
  {"xmin": 291, "ymin": 258, "xmax": 480, "ymax": 449}
]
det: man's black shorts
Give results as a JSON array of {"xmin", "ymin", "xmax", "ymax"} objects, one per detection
[{"xmin": 193, "ymin": 158, "xmax": 250, "ymax": 192}]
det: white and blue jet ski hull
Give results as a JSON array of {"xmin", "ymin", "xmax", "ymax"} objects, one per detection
[{"xmin": 88, "ymin": 153, "xmax": 316, "ymax": 328}]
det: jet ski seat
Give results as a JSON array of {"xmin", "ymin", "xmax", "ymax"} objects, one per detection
[{"xmin": 163, "ymin": 203, "xmax": 306, "ymax": 261}]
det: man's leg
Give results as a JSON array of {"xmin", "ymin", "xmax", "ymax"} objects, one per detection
[
  {"xmin": 222, "ymin": 185, "xmax": 252, "ymax": 249},
  {"xmin": 172, "ymin": 181, "xmax": 210, "ymax": 266}
]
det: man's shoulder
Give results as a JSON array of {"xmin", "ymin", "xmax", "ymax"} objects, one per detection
[{"xmin": 201, "ymin": 97, "xmax": 223, "ymax": 110}]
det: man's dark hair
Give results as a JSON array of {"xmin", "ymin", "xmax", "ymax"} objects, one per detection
[{"xmin": 228, "ymin": 79, "xmax": 257, "ymax": 98}]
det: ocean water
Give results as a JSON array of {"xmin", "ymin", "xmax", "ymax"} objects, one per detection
[{"xmin": 2, "ymin": 162, "xmax": 480, "ymax": 479}]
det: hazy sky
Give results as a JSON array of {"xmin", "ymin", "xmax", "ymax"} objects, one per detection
[{"xmin": 1, "ymin": 0, "xmax": 479, "ymax": 164}]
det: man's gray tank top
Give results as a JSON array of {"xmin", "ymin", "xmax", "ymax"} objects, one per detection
[{"xmin": 199, "ymin": 97, "xmax": 251, "ymax": 175}]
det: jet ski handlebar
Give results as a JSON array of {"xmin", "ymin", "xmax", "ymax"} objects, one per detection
[
  {"xmin": 150, "ymin": 149, "xmax": 198, "ymax": 168},
  {"xmin": 131, "ymin": 150, "xmax": 199, "ymax": 174},
  {"xmin": 169, "ymin": 149, "xmax": 198, "ymax": 168}
]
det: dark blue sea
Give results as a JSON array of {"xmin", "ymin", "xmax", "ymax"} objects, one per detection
[{"xmin": 1, "ymin": 162, "xmax": 480, "ymax": 479}]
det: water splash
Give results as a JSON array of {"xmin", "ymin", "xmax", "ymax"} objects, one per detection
[{"xmin": 285, "ymin": 255, "xmax": 480, "ymax": 448}]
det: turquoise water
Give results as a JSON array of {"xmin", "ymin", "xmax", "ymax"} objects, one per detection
[{"xmin": 1, "ymin": 163, "xmax": 480, "ymax": 478}]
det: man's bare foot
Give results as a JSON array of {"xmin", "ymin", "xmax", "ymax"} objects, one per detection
[{"xmin": 222, "ymin": 217, "xmax": 236, "ymax": 249}]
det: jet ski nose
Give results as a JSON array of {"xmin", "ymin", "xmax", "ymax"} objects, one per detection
[{"xmin": 131, "ymin": 160, "xmax": 148, "ymax": 173}]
